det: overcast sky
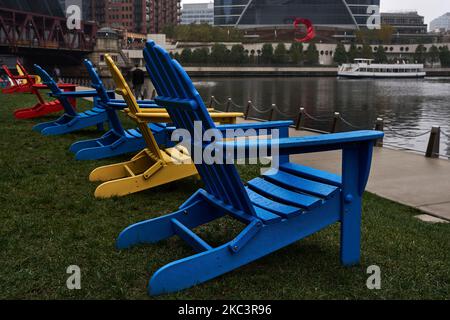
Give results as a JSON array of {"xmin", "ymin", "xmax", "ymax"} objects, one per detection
[{"xmin": 181, "ymin": 0, "xmax": 450, "ymax": 24}]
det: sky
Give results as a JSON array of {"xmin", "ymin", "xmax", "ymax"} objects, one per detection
[{"xmin": 181, "ymin": 0, "xmax": 450, "ymax": 25}]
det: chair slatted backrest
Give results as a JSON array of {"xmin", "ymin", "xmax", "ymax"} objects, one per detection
[
  {"xmin": 144, "ymin": 41, "xmax": 256, "ymax": 216},
  {"xmin": 34, "ymin": 65, "xmax": 78, "ymax": 117},
  {"xmin": 83, "ymin": 60, "xmax": 111, "ymax": 103},
  {"xmin": 2, "ymin": 65, "xmax": 18, "ymax": 86},
  {"xmin": 105, "ymin": 54, "xmax": 164, "ymax": 162},
  {"xmin": 16, "ymin": 62, "xmax": 45, "ymax": 104},
  {"xmin": 16, "ymin": 62, "xmax": 33, "ymax": 84}
]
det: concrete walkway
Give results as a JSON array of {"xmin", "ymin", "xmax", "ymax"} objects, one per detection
[
  {"xmin": 288, "ymin": 128, "xmax": 450, "ymax": 221},
  {"xmin": 235, "ymin": 118, "xmax": 450, "ymax": 220}
]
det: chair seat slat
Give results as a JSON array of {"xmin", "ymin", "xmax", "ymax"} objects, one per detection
[
  {"xmin": 248, "ymin": 178, "xmax": 322, "ymax": 210},
  {"xmin": 263, "ymin": 169, "xmax": 339, "ymax": 199}
]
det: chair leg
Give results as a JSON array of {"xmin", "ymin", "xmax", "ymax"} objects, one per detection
[
  {"xmin": 93, "ymin": 162, "xmax": 197, "ymax": 198},
  {"xmin": 340, "ymin": 146, "xmax": 363, "ymax": 266},
  {"xmin": 340, "ymin": 200, "xmax": 362, "ymax": 266},
  {"xmin": 117, "ymin": 198, "xmax": 223, "ymax": 249},
  {"xmin": 97, "ymin": 122, "xmax": 105, "ymax": 132}
]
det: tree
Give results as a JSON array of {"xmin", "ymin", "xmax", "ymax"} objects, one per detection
[
  {"xmin": 210, "ymin": 43, "xmax": 228, "ymax": 64},
  {"xmin": 362, "ymin": 43, "xmax": 374, "ymax": 59},
  {"xmin": 374, "ymin": 45, "xmax": 388, "ymax": 63},
  {"xmin": 414, "ymin": 45, "xmax": 427, "ymax": 64},
  {"xmin": 180, "ymin": 48, "xmax": 192, "ymax": 63},
  {"xmin": 439, "ymin": 46, "xmax": 450, "ymax": 67},
  {"xmin": 289, "ymin": 42, "xmax": 303, "ymax": 65},
  {"xmin": 274, "ymin": 43, "xmax": 288, "ymax": 64},
  {"xmin": 333, "ymin": 43, "xmax": 347, "ymax": 65},
  {"xmin": 261, "ymin": 44, "xmax": 274, "ymax": 64},
  {"xmin": 377, "ymin": 25, "xmax": 394, "ymax": 44},
  {"xmin": 173, "ymin": 52, "xmax": 181, "ymax": 62},
  {"xmin": 428, "ymin": 45, "xmax": 440, "ymax": 67},
  {"xmin": 191, "ymin": 48, "xmax": 209, "ymax": 64},
  {"xmin": 348, "ymin": 43, "xmax": 358, "ymax": 62},
  {"xmin": 304, "ymin": 43, "xmax": 319, "ymax": 65},
  {"xmin": 229, "ymin": 44, "xmax": 246, "ymax": 64}
]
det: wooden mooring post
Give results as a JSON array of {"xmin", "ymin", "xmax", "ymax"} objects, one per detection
[
  {"xmin": 426, "ymin": 126, "xmax": 441, "ymax": 158},
  {"xmin": 209, "ymin": 96, "xmax": 215, "ymax": 109},
  {"xmin": 226, "ymin": 98, "xmax": 232, "ymax": 112},
  {"xmin": 269, "ymin": 104, "xmax": 276, "ymax": 121},
  {"xmin": 295, "ymin": 107, "xmax": 305, "ymax": 131},
  {"xmin": 375, "ymin": 118, "xmax": 384, "ymax": 147},
  {"xmin": 331, "ymin": 112, "xmax": 340, "ymax": 133},
  {"xmin": 244, "ymin": 101, "xmax": 252, "ymax": 120}
]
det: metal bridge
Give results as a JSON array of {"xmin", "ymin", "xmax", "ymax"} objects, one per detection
[{"xmin": 0, "ymin": 6, "xmax": 96, "ymax": 54}]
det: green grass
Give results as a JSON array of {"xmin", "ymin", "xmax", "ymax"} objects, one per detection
[{"xmin": 0, "ymin": 92, "xmax": 449, "ymax": 300}]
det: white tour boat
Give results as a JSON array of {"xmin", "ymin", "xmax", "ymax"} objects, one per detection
[{"xmin": 338, "ymin": 59, "xmax": 426, "ymax": 78}]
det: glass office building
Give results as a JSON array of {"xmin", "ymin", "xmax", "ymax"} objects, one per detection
[{"xmin": 214, "ymin": 0, "xmax": 380, "ymax": 29}]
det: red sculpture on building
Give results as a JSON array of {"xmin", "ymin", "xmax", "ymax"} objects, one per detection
[{"xmin": 294, "ymin": 18, "xmax": 316, "ymax": 42}]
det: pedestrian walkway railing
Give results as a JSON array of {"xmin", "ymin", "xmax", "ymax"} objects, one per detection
[{"xmin": 208, "ymin": 96, "xmax": 450, "ymax": 160}]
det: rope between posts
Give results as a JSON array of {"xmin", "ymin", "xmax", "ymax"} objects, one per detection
[
  {"xmin": 211, "ymin": 96, "xmax": 228, "ymax": 107},
  {"xmin": 302, "ymin": 109, "xmax": 331, "ymax": 122},
  {"xmin": 385, "ymin": 126, "xmax": 431, "ymax": 138},
  {"xmin": 272, "ymin": 105, "xmax": 299, "ymax": 118},
  {"xmin": 441, "ymin": 130, "xmax": 450, "ymax": 138},
  {"xmin": 230, "ymin": 100, "xmax": 245, "ymax": 110},
  {"xmin": 249, "ymin": 102, "xmax": 274, "ymax": 114},
  {"xmin": 338, "ymin": 115, "xmax": 367, "ymax": 130}
]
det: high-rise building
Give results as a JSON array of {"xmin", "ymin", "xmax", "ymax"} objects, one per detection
[
  {"xmin": 430, "ymin": 13, "xmax": 450, "ymax": 32},
  {"xmin": 381, "ymin": 12, "xmax": 428, "ymax": 38},
  {"xmin": 76, "ymin": 0, "xmax": 180, "ymax": 34},
  {"xmin": 214, "ymin": 0, "xmax": 380, "ymax": 29},
  {"xmin": 148, "ymin": 0, "xmax": 181, "ymax": 34},
  {"xmin": 181, "ymin": 2, "xmax": 214, "ymax": 25}
]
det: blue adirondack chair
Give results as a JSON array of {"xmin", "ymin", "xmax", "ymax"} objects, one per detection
[
  {"xmin": 117, "ymin": 41, "xmax": 384, "ymax": 296},
  {"xmin": 69, "ymin": 59, "xmax": 172, "ymax": 160},
  {"xmin": 32, "ymin": 65, "xmax": 110, "ymax": 136},
  {"xmin": 71, "ymin": 59, "xmax": 293, "ymax": 161}
]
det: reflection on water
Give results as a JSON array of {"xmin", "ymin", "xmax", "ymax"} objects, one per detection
[
  {"xmin": 190, "ymin": 77, "xmax": 450, "ymax": 157},
  {"xmin": 104, "ymin": 76, "xmax": 450, "ymax": 156}
]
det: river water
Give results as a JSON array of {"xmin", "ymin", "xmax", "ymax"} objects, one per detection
[
  {"xmin": 103, "ymin": 76, "xmax": 449, "ymax": 156},
  {"xmin": 189, "ymin": 77, "xmax": 450, "ymax": 157}
]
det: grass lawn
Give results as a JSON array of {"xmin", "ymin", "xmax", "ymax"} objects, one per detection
[{"xmin": 0, "ymin": 91, "xmax": 449, "ymax": 300}]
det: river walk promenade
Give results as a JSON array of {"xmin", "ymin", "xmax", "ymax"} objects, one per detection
[
  {"xmin": 236, "ymin": 118, "xmax": 450, "ymax": 221},
  {"xmin": 79, "ymin": 87, "xmax": 450, "ymax": 221}
]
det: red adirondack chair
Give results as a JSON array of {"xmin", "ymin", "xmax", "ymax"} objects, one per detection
[{"xmin": 13, "ymin": 63, "xmax": 77, "ymax": 120}]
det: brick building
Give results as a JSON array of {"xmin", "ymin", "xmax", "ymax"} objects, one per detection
[{"xmin": 79, "ymin": 0, "xmax": 180, "ymax": 34}]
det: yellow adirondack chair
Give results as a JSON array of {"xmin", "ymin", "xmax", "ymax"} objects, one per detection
[
  {"xmin": 90, "ymin": 55, "xmax": 241, "ymax": 198},
  {"xmin": 16, "ymin": 64, "xmax": 42, "ymax": 85}
]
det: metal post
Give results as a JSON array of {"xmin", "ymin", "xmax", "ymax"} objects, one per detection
[
  {"xmin": 295, "ymin": 107, "xmax": 305, "ymax": 130},
  {"xmin": 209, "ymin": 96, "xmax": 215, "ymax": 109},
  {"xmin": 151, "ymin": 89, "xmax": 156, "ymax": 99},
  {"xmin": 244, "ymin": 100, "xmax": 252, "ymax": 120},
  {"xmin": 375, "ymin": 118, "xmax": 384, "ymax": 147},
  {"xmin": 269, "ymin": 104, "xmax": 276, "ymax": 121},
  {"xmin": 331, "ymin": 112, "xmax": 340, "ymax": 133},
  {"xmin": 226, "ymin": 98, "xmax": 232, "ymax": 112},
  {"xmin": 426, "ymin": 126, "xmax": 441, "ymax": 158}
]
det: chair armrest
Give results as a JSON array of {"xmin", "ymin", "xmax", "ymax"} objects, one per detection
[
  {"xmin": 163, "ymin": 121, "xmax": 294, "ymax": 138},
  {"xmin": 49, "ymin": 90, "xmax": 98, "ymax": 98},
  {"xmin": 107, "ymin": 101, "xmax": 159, "ymax": 110},
  {"xmin": 217, "ymin": 121, "xmax": 293, "ymax": 132},
  {"xmin": 217, "ymin": 131, "xmax": 384, "ymax": 157},
  {"xmin": 110, "ymin": 98, "xmax": 156, "ymax": 105}
]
